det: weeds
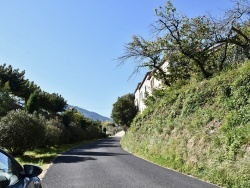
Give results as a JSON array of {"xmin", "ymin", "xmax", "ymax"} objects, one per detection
[{"xmin": 121, "ymin": 60, "xmax": 250, "ymax": 187}]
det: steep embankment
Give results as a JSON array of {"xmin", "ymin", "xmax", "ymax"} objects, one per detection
[{"xmin": 121, "ymin": 61, "xmax": 250, "ymax": 188}]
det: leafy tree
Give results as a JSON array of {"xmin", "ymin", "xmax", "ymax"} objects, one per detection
[
  {"xmin": 152, "ymin": 1, "xmax": 231, "ymax": 78},
  {"xmin": 23, "ymin": 80, "xmax": 41, "ymax": 102},
  {"xmin": 0, "ymin": 82, "xmax": 17, "ymax": 116},
  {"xmin": 119, "ymin": 1, "xmax": 250, "ymax": 84},
  {"xmin": 61, "ymin": 109, "xmax": 75, "ymax": 127},
  {"xmin": 214, "ymin": 0, "xmax": 250, "ymax": 60},
  {"xmin": 61, "ymin": 108, "xmax": 90, "ymax": 128},
  {"xmin": 118, "ymin": 36, "xmax": 171, "ymax": 86},
  {"xmin": 39, "ymin": 91, "xmax": 67, "ymax": 116},
  {"xmin": 72, "ymin": 110, "xmax": 90, "ymax": 129},
  {"xmin": 111, "ymin": 93, "xmax": 137, "ymax": 127},
  {"xmin": 26, "ymin": 90, "xmax": 39, "ymax": 113},
  {"xmin": 0, "ymin": 64, "xmax": 27, "ymax": 98},
  {"xmin": 0, "ymin": 64, "xmax": 42, "ymax": 103},
  {"xmin": 118, "ymin": 2, "xmax": 219, "ymax": 84}
]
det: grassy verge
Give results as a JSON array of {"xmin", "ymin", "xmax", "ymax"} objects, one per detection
[
  {"xmin": 121, "ymin": 61, "xmax": 250, "ymax": 188},
  {"xmin": 15, "ymin": 141, "xmax": 92, "ymax": 178}
]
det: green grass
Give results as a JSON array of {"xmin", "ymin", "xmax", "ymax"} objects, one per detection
[
  {"xmin": 121, "ymin": 61, "xmax": 250, "ymax": 188},
  {"xmin": 15, "ymin": 141, "xmax": 92, "ymax": 171}
]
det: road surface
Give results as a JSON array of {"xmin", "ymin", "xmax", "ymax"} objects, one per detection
[{"xmin": 42, "ymin": 137, "xmax": 219, "ymax": 188}]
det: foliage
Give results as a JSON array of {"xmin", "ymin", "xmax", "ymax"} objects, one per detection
[
  {"xmin": 73, "ymin": 111, "xmax": 90, "ymax": 129},
  {"xmin": 121, "ymin": 60, "xmax": 250, "ymax": 187},
  {"xmin": 68, "ymin": 124, "xmax": 86, "ymax": 143},
  {"xmin": 16, "ymin": 140, "xmax": 91, "ymax": 169},
  {"xmin": 118, "ymin": 0, "xmax": 250, "ymax": 85},
  {"xmin": 105, "ymin": 124, "xmax": 116, "ymax": 136},
  {"xmin": 44, "ymin": 119, "xmax": 63, "ymax": 146},
  {"xmin": 60, "ymin": 108, "xmax": 103, "ymax": 142},
  {"xmin": 86, "ymin": 124, "xmax": 102, "ymax": 140},
  {"xmin": 0, "ymin": 64, "xmax": 27, "ymax": 98},
  {"xmin": 22, "ymin": 81, "xmax": 41, "ymax": 102},
  {"xmin": 26, "ymin": 90, "xmax": 40, "ymax": 114},
  {"xmin": 0, "ymin": 82, "xmax": 17, "ymax": 116},
  {"xmin": 0, "ymin": 64, "xmax": 67, "ymax": 117},
  {"xmin": 216, "ymin": 1, "xmax": 250, "ymax": 60},
  {"xmin": 39, "ymin": 91, "xmax": 67, "ymax": 116},
  {"xmin": 0, "ymin": 54, "xmax": 105, "ymax": 153},
  {"xmin": 61, "ymin": 108, "xmax": 90, "ymax": 128},
  {"xmin": 118, "ymin": 36, "xmax": 171, "ymax": 86},
  {"xmin": 0, "ymin": 110, "xmax": 46, "ymax": 156},
  {"xmin": 101, "ymin": 121, "xmax": 116, "ymax": 136},
  {"xmin": 61, "ymin": 109, "xmax": 73, "ymax": 127},
  {"xmin": 154, "ymin": 1, "xmax": 220, "ymax": 78},
  {"xmin": 111, "ymin": 93, "xmax": 137, "ymax": 127}
]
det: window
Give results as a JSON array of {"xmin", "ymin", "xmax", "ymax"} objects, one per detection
[{"xmin": 0, "ymin": 151, "xmax": 20, "ymax": 186}]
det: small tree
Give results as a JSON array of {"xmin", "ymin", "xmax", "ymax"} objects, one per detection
[{"xmin": 111, "ymin": 93, "xmax": 137, "ymax": 127}]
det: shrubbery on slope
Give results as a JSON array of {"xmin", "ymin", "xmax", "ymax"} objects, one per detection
[{"xmin": 121, "ymin": 61, "xmax": 250, "ymax": 187}]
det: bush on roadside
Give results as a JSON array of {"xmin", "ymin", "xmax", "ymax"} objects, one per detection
[
  {"xmin": 68, "ymin": 122, "xmax": 86, "ymax": 143},
  {"xmin": 44, "ymin": 118, "xmax": 63, "ymax": 146},
  {"xmin": 86, "ymin": 124, "xmax": 102, "ymax": 140},
  {"xmin": 0, "ymin": 110, "xmax": 46, "ymax": 156},
  {"xmin": 59, "ymin": 126, "xmax": 71, "ymax": 144}
]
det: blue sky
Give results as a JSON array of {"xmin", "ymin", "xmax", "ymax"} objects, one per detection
[{"xmin": 0, "ymin": 0, "xmax": 234, "ymax": 118}]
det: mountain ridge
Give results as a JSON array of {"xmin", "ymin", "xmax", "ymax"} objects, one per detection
[{"xmin": 67, "ymin": 105, "xmax": 112, "ymax": 122}]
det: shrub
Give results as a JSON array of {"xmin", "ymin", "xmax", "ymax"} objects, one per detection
[
  {"xmin": 59, "ymin": 127, "xmax": 71, "ymax": 144},
  {"xmin": 0, "ymin": 110, "xmax": 46, "ymax": 156},
  {"xmin": 86, "ymin": 124, "xmax": 102, "ymax": 139},
  {"xmin": 44, "ymin": 119, "xmax": 63, "ymax": 146},
  {"xmin": 46, "ymin": 118, "xmax": 71, "ymax": 145},
  {"xmin": 68, "ymin": 123, "xmax": 86, "ymax": 143}
]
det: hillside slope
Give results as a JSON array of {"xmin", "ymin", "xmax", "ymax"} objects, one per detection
[
  {"xmin": 121, "ymin": 61, "xmax": 250, "ymax": 188},
  {"xmin": 67, "ymin": 105, "xmax": 112, "ymax": 122}
]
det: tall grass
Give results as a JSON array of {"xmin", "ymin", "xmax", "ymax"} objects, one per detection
[{"xmin": 121, "ymin": 61, "xmax": 250, "ymax": 187}]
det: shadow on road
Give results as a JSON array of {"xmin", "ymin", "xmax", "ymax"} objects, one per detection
[
  {"xmin": 52, "ymin": 138, "xmax": 130, "ymax": 164},
  {"xmin": 87, "ymin": 137, "xmax": 122, "ymax": 148},
  {"xmin": 63, "ymin": 151, "xmax": 129, "ymax": 157},
  {"xmin": 53, "ymin": 155, "xmax": 96, "ymax": 164}
]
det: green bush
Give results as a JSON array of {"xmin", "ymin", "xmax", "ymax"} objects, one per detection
[
  {"xmin": 68, "ymin": 123, "xmax": 86, "ymax": 143},
  {"xmin": 86, "ymin": 124, "xmax": 102, "ymax": 140},
  {"xmin": 0, "ymin": 110, "xmax": 46, "ymax": 156},
  {"xmin": 59, "ymin": 127, "xmax": 71, "ymax": 144},
  {"xmin": 44, "ymin": 119, "xmax": 63, "ymax": 146}
]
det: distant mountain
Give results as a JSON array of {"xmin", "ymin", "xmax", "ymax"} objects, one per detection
[{"xmin": 67, "ymin": 105, "xmax": 113, "ymax": 122}]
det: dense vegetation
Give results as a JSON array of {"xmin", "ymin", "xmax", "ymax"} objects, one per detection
[
  {"xmin": 121, "ymin": 61, "xmax": 250, "ymax": 187},
  {"xmin": 111, "ymin": 93, "xmax": 137, "ymax": 127},
  {"xmin": 120, "ymin": 0, "xmax": 250, "ymax": 187},
  {"xmin": 0, "ymin": 64, "xmax": 106, "ymax": 156}
]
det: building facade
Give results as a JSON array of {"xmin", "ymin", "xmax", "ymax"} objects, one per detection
[{"xmin": 134, "ymin": 62, "xmax": 168, "ymax": 113}]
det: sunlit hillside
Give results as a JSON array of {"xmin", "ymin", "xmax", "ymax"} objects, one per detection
[{"xmin": 121, "ymin": 61, "xmax": 250, "ymax": 187}]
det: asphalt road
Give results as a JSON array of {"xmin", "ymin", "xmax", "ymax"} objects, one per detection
[{"xmin": 42, "ymin": 137, "xmax": 219, "ymax": 188}]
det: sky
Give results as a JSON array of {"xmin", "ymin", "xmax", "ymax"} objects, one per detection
[{"xmin": 0, "ymin": 0, "xmax": 234, "ymax": 118}]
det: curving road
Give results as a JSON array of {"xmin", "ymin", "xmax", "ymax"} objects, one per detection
[{"xmin": 42, "ymin": 137, "xmax": 219, "ymax": 188}]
